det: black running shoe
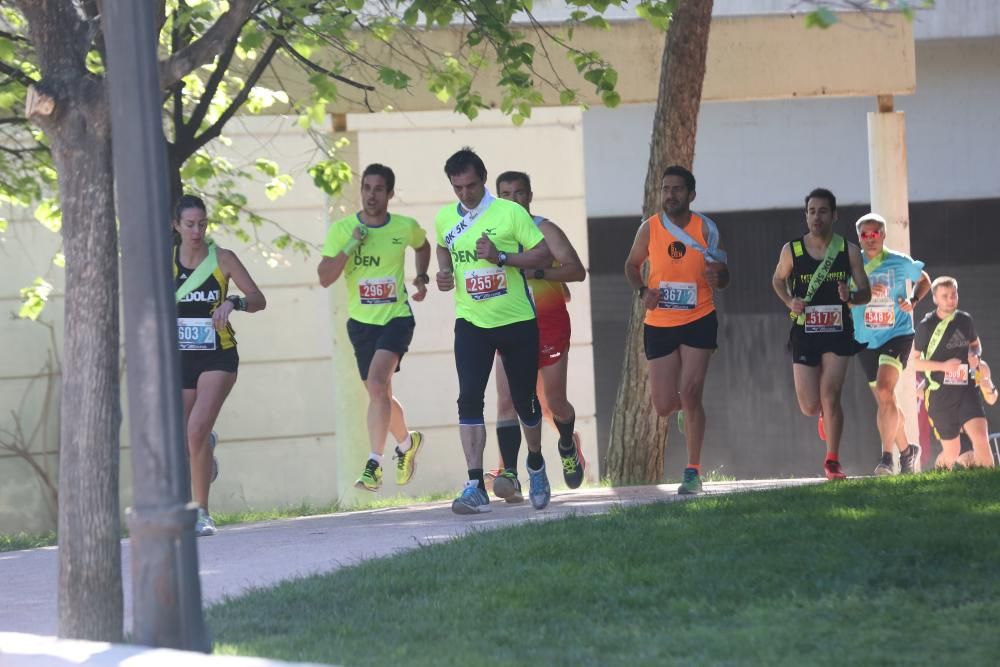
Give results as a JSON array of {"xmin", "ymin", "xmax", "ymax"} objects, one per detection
[
  {"xmin": 873, "ymin": 452, "xmax": 894, "ymax": 476},
  {"xmin": 559, "ymin": 440, "xmax": 585, "ymax": 489},
  {"xmin": 899, "ymin": 443, "xmax": 921, "ymax": 474}
]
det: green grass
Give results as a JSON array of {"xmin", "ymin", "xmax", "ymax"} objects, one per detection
[
  {"xmin": 0, "ymin": 492, "xmax": 455, "ymax": 553},
  {"xmin": 209, "ymin": 470, "xmax": 1000, "ymax": 666}
]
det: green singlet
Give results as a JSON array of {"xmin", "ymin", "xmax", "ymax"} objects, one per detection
[
  {"xmin": 434, "ymin": 197, "xmax": 544, "ymax": 329},
  {"xmin": 322, "ymin": 212, "xmax": 427, "ymax": 325}
]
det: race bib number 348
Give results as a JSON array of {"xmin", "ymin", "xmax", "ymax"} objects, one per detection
[
  {"xmin": 804, "ymin": 305, "xmax": 843, "ymax": 334},
  {"xmin": 359, "ymin": 277, "xmax": 397, "ymax": 305},
  {"xmin": 177, "ymin": 318, "xmax": 216, "ymax": 351},
  {"xmin": 465, "ymin": 267, "xmax": 507, "ymax": 301}
]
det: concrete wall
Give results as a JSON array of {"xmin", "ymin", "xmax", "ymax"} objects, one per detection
[{"xmin": 582, "ymin": 36, "xmax": 1000, "ymax": 217}]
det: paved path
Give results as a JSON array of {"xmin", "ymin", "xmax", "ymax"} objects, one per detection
[{"xmin": 0, "ymin": 479, "xmax": 820, "ymax": 635}]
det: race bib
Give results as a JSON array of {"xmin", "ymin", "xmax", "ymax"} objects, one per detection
[
  {"xmin": 804, "ymin": 305, "xmax": 843, "ymax": 334},
  {"xmin": 657, "ymin": 281, "xmax": 697, "ymax": 310},
  {"xmin": 943, "ymin": 364, "xmax": 969, "ymax": 386},
  {"xmin": 465, "ymin": 267, "xmax": 507, "ymax": 301},
  {"xmin": 177, "ymin": 318, "xmax": 216, "ymax": 351},
  {"xmin": 358, "ymin": 277, "xmax": 397, "ymax": 305},
  {"xmin": 864, "ymin": 305, "xmax": 895, "ymax": 330}
]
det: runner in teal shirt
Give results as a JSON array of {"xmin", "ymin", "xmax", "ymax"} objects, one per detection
[{"xmin": 851, "ymin": 213, "xmax": 931, "ymax": 476}]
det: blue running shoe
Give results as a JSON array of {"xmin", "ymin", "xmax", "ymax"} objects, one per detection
[
  {"xmin": 527, "ymin": 464, "xmax": 551, "ymax": 510},
  {"xmin": 451, "ymin": 480, "xmax": 491, "ymax": 515}
]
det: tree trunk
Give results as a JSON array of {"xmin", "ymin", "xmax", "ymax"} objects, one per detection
[
  {"xmin": 606, "ymin": 0, "xmax": 714, "ymax": 484},
  {"xmin": 51, "ymin": 80, "xmax": 124, "ymax": 642}
]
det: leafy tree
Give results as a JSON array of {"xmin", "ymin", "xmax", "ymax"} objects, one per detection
[{"xmin": 1, "ymin": 0, "xmax": 673, "ymax": 642}]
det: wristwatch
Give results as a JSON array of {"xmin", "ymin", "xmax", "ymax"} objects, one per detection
[
  {"xmin": 637, "ymin": 286, "xmax": 648, "ymax": 298},
  {"xmin": 226, "ymin": 295, "xmax": 247, "ymax": 311},
  {"xmin": 533, "ymin": 269, "xmax": 545, "ymax": 280},
  {"xmin": 497, "ymin": 251, "xmax": 508, "ymax": 267},
  {"xmin": 415, "ymin": 273, "xmax": 430, "ymax": 285}
]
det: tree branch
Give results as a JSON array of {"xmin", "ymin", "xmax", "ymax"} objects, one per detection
[
  {"xmin": 187, "ymin": 37, "xmax": 282, "ymax": 155},
  {"xmin": 279, "ymin": 37, "xmax": 375, "ymax": 91},
  {"xmin": 182, "ymin": 32, "xmax": 242, "ymax": 143},
  {"xmin": 0, "ymin": 61, "xmax": 36, "ymax": 88},
  {"xmin": 158, "ymin": 0, "xmax": 258, "ymax": 91}
]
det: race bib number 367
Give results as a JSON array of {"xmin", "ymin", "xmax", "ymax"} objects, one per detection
[
  {"xmin": 465, "ymin": 267, "xmax": 507, "ymax": 301},
  {"xmin": 359, "ymin": 277, "xmax": 397, "ymax": 305},
  {"xmin": 804, "ymin": 305, "xmax": 843, "ymax": 334},
  {"xmin": 657, "ymin": 281, "xmax": 697, "ymax": 310},
  {"xmin": 177, "ymin": 318, "xmax": 216, "ymax": 351}
]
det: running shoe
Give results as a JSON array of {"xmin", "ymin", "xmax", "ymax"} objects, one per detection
[
  {"xmin": 492, "ymin": 470, "xmax": 524, "ymax": 503},
  {"xmin": 451, "ymin": 480, "xmax": 491, "ymax": 515},
  {"xmin": 527, "ymin": 464, "xmax": 551, "ymax": 510},
  {"xmin": 483, "ymin": 467, "xmax": 502, "ymax": 494},
  {"xmin": 824, "ymin": 459, "xmax": 846, "ymax": 481},
  {"xmin": 873, "ymin": 452, "xmax": 894, "ymax": 476},
  {"xmin": 559, "ymin": 439, "xmax": 585, "ymax": 489},
  {"xmin": 355, "ymin": 458, "xmax": 382, "ymax": 492},
  {"xmin": 677, "ymin": 467, "xmax": 702, "ymax": 495},
  {"xmin": 194, "ymin": 507, "xmax": 216, "ymax": 537},
  {"xmin": 394, "ymin": 431, "xmax": 424, "ymax": 485},
  {"xmin": 209, "ymin": 430, "xmax": 219, "ymax": 483},
  {"xmin": 899, "ymin": 443, "xmax": 921, "ymax": 474}
]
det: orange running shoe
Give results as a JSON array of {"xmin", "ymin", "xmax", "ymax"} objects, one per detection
[{"xmin": 824, "ymin": 459, "xmax": 846, "ymax": 481}]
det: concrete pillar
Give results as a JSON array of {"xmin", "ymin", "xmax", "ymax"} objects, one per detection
[{"xmin": 867, "ymin": 98, "xmax": 919, "ymax": 467}]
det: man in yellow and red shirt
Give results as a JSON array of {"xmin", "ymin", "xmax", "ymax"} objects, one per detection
[{"xmin": 624, "ymin": 166, "xmax": 730, "ymax": 494}]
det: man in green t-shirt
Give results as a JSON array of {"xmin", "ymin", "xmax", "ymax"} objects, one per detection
[
  {"xmin": 434, "ymin": 147, "xmax": 553, "ymax": 514},
  {"xmin": 318, "ymin": 163, "xmax": 431, "ymax": 491}
]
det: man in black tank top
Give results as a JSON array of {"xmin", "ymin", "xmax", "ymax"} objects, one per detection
[{"xmin": 771, "ymin": 188, "xmax": 870, "ymax": 480}]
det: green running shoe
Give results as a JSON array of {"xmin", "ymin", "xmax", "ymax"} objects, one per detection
[
  {"xmin": 394, "ymin": 431, "xmax": 424, "ymax": 485},
  {"xmin": 677, "ymin": 467, "xmax": 702, "ymax": 495},
  {"xmin": 355, "ymin": 458, "xmax": 382, "ymax": 491}
]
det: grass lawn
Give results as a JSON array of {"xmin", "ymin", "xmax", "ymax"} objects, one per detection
[{"xmin": 209, "ymin": 470, "xmax": 1000, "ymax": 666}]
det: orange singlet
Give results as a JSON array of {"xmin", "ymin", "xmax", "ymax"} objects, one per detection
[{"xmin": 644, "ymin": 213, "xmax": 715, "ymax": 328}]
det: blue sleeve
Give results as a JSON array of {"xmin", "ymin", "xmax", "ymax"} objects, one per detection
[{"xmin": 905, "ymin": 257, "xmax": 925, "ymax": 282}]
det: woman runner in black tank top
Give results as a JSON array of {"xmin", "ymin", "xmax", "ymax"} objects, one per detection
[{"xmin": 173, "ymin": 195, "xmax": 266, "ymax": 537}]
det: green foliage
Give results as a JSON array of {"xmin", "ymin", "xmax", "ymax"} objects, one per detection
[
  {"xmin": 18, "ymin": 278, "xmax": 53, "ymax": 321},
  {"xmin": 805, "ymin": 1, "xmax": 935, "ymax": 28}
]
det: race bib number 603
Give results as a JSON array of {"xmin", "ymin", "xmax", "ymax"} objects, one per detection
[{"xmin": 177, "ymin": 318, "xmax": 216, "ymax": 351}]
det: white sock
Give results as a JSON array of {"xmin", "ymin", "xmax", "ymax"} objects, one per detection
[
  {"xmin": 396, "ymin": 434, "xmax": 412, "ymax": 453},
  {"xmin": 369, "ymin": 453, "xmax": 382, "ymax": 465}
]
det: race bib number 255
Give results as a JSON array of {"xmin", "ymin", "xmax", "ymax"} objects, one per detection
[{"xmin": 465, "ymin": 267, "xmax": 507, "ymax": 301}]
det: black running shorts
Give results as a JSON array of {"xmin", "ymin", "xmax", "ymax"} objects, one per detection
[
  {"xmin": 857, "ymin": 334, "xmax": 914, "ymax": 385},
  {"xmin": 643, "ymin": 311, "xmax": 718, "ymax": 361},
  {"xmin": 181, "ymin": 346, "xmax": 239, "ymax": 389},
  {"xmin": 346, "ymin": 316, "xmax": 416, "ymax": 381},
  {"xmin": 789, "ymin": 324, "xmax": 861, "ymax": 367},
  {"xmin": 925, "ymin": 385, "xmax": 985, "ymax": 441}
]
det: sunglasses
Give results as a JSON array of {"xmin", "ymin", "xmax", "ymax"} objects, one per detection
[{"xmin": 859, "ymin": 230, "xmax": 882, "ymax": 240}]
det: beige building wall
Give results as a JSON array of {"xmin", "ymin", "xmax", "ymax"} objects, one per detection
[{"xmin": 0, "ymin": 108, "xmax": 596, "ymax": 533}]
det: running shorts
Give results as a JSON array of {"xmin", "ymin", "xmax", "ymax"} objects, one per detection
[
  {"xmin": 346, "ymin": 316, "xmax": 415, "ymax": 381},
  {"xmin": 925, "ymin": 385, "xmax": 985, "ymax": 441},
  {"xmin": 643, "ymin": 311, "xmax": 718, "ymax": 361},
  {"xmin": 857, "ymin": 334, "xmax": 914, "ymax": 385},
  {"xmin": 181, "ymin": 346, "xmax": 239, "ymax": 389}
]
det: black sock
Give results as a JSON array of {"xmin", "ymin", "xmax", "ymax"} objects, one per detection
[
  {"xmin": 526, "ymin": 451, "xmax": 544, "ymax": 471},
  {"xmin": 468, "ymin": 468, "xmax": 485, "ymax": 491},
  {"xmin": 554, "ymin": 417, "xmax": 576, "ymax": 452},
  {"xmin": 496, "ymin": 421, "xmax": 521, "ymax": 474}
]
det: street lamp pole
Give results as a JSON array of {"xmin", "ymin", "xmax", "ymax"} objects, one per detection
[{"xmin": 101, "ymin": 1, "xmax": 209, "ymax": 651}]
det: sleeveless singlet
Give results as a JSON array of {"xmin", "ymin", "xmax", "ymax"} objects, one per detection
[
  {"xmin": 788, "ymin": 235, "xmax": 853, "ymax": 336},
  {"xmin": 174, "ymin": 245, "xmax": 236, "ymax": 350},
  {"xmin": 645, "ymin": 213, "xmax": 715, "ymax": 328}
]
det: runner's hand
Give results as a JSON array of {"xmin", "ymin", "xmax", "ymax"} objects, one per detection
[
  {"xmin": 475, "ymin": 233, "xmax": 499, "ymax": 263},
  {"xmin": 352, "ymin": 225, "xmax": 367, "ymax": 243},
  {"xmin": 411, "ymin": 276, "xmax": 428, "ymax": 302},
  {"xmin": 837, "ymin": 281, "xmax": 850, "ymax": 303},
  {"xmin": 978, "ymin": 361, "xmax": 991, "ymax": 382},
  {"xmin": 213, "ymin": 300, "xmax": 234, "ymax": 330},
  {"xmin": 704, "ymin": 262, "xmax": 725, "ymax": 288},
  {"xmin": 642, "ymin": 287, "xmax": 659, "ymax": 311},
  {"xmin": 788, "ymin": 297, "xmax": 806, "ymax": 315},
  {"xmin": 968, "ymin": 351, "xmax": 981, "ymax": 369},
  {"xmin": 436, "ymin": 269, "xmax": 455, "ymax": 291},
  {"xmin": 898, "ymin": 296, "xmax": 914, "ymax": 313},
  {"xmin": 942, "ymin": 358, "xmax": 963, "ymax": 373}
]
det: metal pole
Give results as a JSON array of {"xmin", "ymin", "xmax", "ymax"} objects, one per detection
[
  {"xmin": 101, "ymin": 2, "xmax": 209, "ymax": 651},
  {"xmin": 867, "ymin": 96, "xmax": 920, "ymax": 470}
]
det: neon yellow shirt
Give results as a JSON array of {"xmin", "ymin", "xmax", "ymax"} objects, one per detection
[
  {"xmin": 322, "ymin": 212, "xmax": 427, "ymax": 325},
  {"xmin": 434, "ymin": 197, "xmax": 544, "ymax": 328}
]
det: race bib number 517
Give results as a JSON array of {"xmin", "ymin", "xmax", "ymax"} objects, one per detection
[{"xmin": 804, "ymin": 305, "xmax": 843, "ymax": 334}]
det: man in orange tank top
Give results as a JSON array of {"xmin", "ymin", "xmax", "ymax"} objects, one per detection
[{"xmin": 625, "ymin": 166, "xmax": 730, "ymax": 495}]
